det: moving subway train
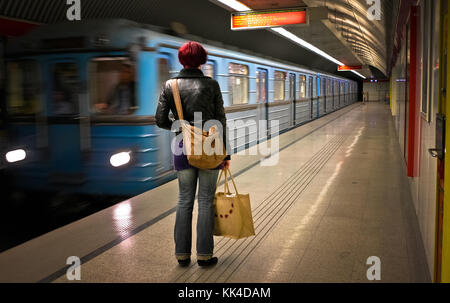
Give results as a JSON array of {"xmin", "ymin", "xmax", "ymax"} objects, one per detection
[{"xmin": 2, "ymin": 19, "xmax": 357, "ymax": 196}]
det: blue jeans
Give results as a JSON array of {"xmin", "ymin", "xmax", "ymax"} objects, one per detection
[{"xmin": 175, "ymin": 168, "xmax": 220, "ymax": 260}]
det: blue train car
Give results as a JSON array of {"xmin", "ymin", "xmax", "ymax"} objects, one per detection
[{"xmin": 2, "ymin": 19, "xmax": 357, "ymax": 196}]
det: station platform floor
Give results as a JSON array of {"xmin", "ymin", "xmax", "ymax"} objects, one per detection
[{"xmin": 0, "ymin": 102, "xmax": 431, "ymax": 283}]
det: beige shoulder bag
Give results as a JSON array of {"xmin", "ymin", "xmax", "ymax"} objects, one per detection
[{"xmin": 171, "ymin": 79, "xmax": 226, "ymax": 170}]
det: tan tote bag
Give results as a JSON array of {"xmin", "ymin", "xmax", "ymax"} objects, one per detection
[
  {"xmin": 171, "ymin": 79, "xmax": 227, "ymax": 170},
  {"xmin": 213, "ymin": 169, "xmax": 255, "ymax": 239}
]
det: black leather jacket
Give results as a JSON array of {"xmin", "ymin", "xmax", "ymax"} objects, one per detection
[{"xmin": 155, "ymin": 68, "xmax": 231, "ymax": 159}]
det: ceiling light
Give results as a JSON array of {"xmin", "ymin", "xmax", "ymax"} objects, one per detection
[
  {"xmin": 351, "ymin": 70, "xmax": 367, "ymax": 79},
  {"xmin": 271, "ymin": 27, "xmax": 345, "ymax": 66},
  {"xmin": 214, "ymin": 0, "xmax": 250, "ymax": 11}
]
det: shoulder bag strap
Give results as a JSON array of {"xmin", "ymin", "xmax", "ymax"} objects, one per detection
[
  {"xmin": 226, "ymin": 168, "xmax": 239, "ymax": 195},
  {"xmin": 216, "ymin": 169, "xmax": 231, "ymax": 194},
  {"xmin": 171, "ymin": 79, "xmax": 184, "ymax": 121}
]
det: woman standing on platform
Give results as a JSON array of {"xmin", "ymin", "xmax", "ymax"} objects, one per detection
[{"xmin": 155, "ymin": 41, "xmax": 231, "ymax": 267}]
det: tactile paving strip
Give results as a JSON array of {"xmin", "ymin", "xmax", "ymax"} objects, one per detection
[{"xmin": 173, "ymin": 134, "xmax": 349, "ymax": 283}]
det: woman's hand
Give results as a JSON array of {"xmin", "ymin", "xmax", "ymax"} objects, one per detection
[{"xmin": 222, "ymin": 160, "xmax": 231, "ymax": 171}]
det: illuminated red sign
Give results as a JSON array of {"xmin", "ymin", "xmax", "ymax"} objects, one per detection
[
  {"xmin": 231, "ymin": 9, "xmax": 307, "ymax": 30},
  {"xmin": 338, "ymin": 65, "xmax": 362, "ymax": 71}
]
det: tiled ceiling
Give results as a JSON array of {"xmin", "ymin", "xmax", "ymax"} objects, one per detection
[
  {"xmin": 239, "ymin": 0, "xmax": 399, "ymax": 77},
  {"xmin": 307, "ymin": 0, "xmax": 399, "ymax": 77}
]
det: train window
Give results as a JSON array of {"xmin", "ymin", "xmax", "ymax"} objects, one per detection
[
  {"xmin": 6, "ymin": 61, "xmax": 41, "ymax": 115},
  {"xmin": 288, "ymin": 73, "xmax": 295, "ymax": 101},
  {"xmin": 307, "ymin": 77, "xmax": 311, "ymax": 98},
  {"xmin": 322, "ymin": 78, "xmax": 326, "ymax": 96},
  {"xmin": 274, "ymin": 71, "xmax": 286, "ymax": 101},
  {"xmin": 52, "ymin": 63, "xmax": 80, "ymax": 115},
  {"xmin": 90, "ymin": 58, "xmax": 137, "ymax": 115},
  {"xmin": 202, "ymin": 63, "xmax": 214, "ymax": 79},
  {"xmin": 228, "ymin": 63, "xmax": 249, "ymax": 105},
  {"xmin": 299, "ymin": 75, "xmax": 306, "ymax": 99},
  {"xmin": 256, "ymin": 69, "xmax": 267, "ymax": 103},
  {"xmin": 312, "ymin": 77, "xmax": 316, "ymax": 97},
  {"xmin": 306, "ymin": 77, "xmax": 309, "ymax": 98},
  {"xmin": 158, "ymin": 58, "xmax": 170, "ymax": 90}
]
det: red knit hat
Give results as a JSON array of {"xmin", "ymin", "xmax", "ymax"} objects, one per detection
[{"xmin": 178, "ymin": 41, "xmax": 208, "ymax": 69}]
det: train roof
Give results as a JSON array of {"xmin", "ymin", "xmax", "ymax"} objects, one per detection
[
  {"xmin": 6, "ymin": 19, "xmax": 156, "ymax": 54},
  {"xmin": 6, "ymin": 18, "xmax": 354, "ymax": 82}
]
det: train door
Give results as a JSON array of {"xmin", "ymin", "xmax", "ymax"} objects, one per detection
[
  {"xmin": 328, "ymin": 79, "xmax": 332, "ymax": 111},
  {"xmin": 317, "ymin": 77, "xmax": 321, "ymax": 118},
  {"xmin": 339, "ymin": 81, "xmax": 342, "ymax": 107},
  {"xmin": 322, "ymin": 77, "xmax": 326, "ymax": 113},
  {"xmin": 345, "ymin": 82, "xmax": 348, "ymax": 104},
  {"xmin": 345, "ymin": 82, "xmax": 347, "ymax": 105},
  {"xmin": 47, "ymin": 60, "xmax": 85, "ymax": 184},
  {"xmin": 320, "ymin": 78, "xmax": 324, "ymax": 113},
  {"xmin": 334, "ymin": 80, "xmax": 338, "ymax": 109},
  {"xmin": 333, "ymin": 80, "xmax": 336, "ymax": 108},
  {"xmin": 256, "ymin": 68, "xmax": 268, "ymax": 141},
  {"xmin": 156, "ymin": 54, "xmax": 174, "ymax": 174},
  {"xmin": 345, "ymin": 82, "xmax": 350, "ymax": 105},
  {"xmin": 348, "ymin": 82, "xmax": 350, "ymax": 104},
  {"xmin": 289, "ymin": 73, "xmax": 296, "ymax": 126},
  {"xmin": 343, "ymin": 82, "xmax": 346, "ymax": 105},
  {"xmin": 309, "ymin": 76, "xmax": 314, "ymax": 119},
  {"xmin": 330, "ymin": 79, "xmax": 334, "ymax": 110}
]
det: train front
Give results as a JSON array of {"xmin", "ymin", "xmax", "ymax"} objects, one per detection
[{"xmin": 2, "ymin": 19, "xmax": 175, "ymax": 196}]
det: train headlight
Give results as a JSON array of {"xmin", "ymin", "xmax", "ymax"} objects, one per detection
[
  {"xmin": 110, "ymin": 151, "xmax": 131, "ymax": 168},
  {"xmin": 5, "ymin": 149, "xmax": 27, "ymax": 163}
]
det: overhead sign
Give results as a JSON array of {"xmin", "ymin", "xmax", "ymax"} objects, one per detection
[
  {"xmin": 338, "ymin": 65, "xmax": 363, "ymax": 71},
  {"xmin": 231, "ymin": 8, "xmax": 308, "ymax": 31}
]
